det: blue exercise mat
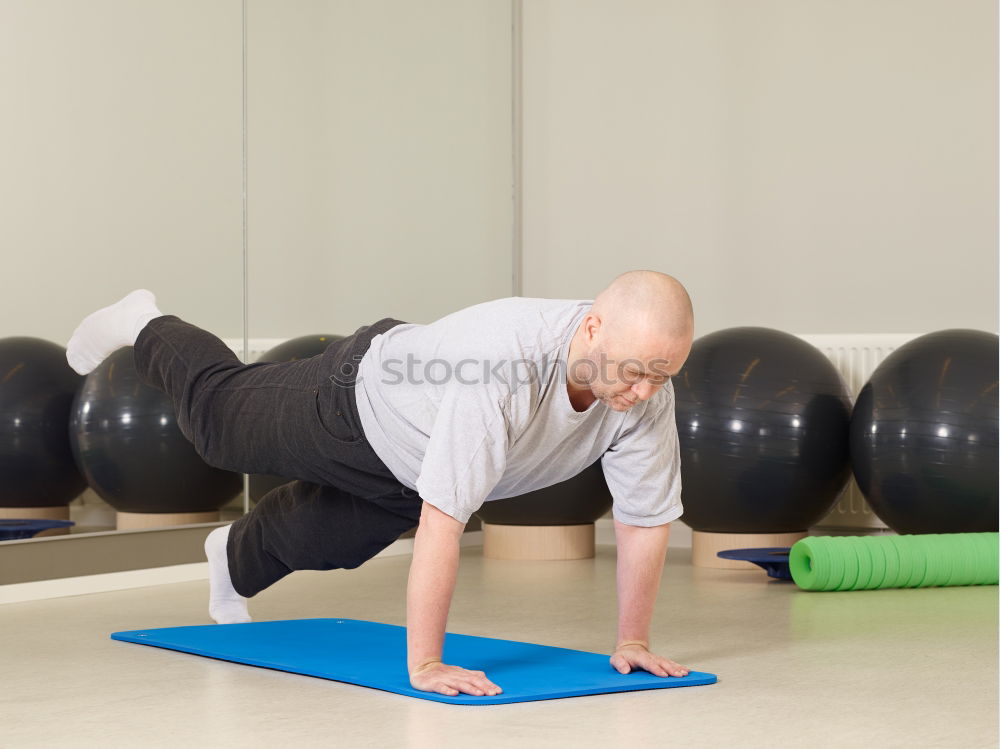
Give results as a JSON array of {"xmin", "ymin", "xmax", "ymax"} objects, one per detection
[
  {"xmin": 111, "ymin": 618, "xmax": 716, "ymax": 705},
  {"xmin": 0, "ymin": 519, "xmax": 74, "ymax": 540}
]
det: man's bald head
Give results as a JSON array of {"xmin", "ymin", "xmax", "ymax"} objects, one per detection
[
  {"xmin": 565, "ymin": 271, "xmax": 694, "ymax": 412},
  {"xmin": 591, "ymin": 270, "xmax": 694, "ymax": 346}
]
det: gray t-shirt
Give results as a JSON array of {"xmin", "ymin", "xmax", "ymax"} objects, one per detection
[{"xmin": 354, "ymin": 297, "xmax": 683, "ymax": 527}]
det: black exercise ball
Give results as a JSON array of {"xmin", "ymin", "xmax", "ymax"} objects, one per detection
[
  {"xmin": 0, "ymin": 337, "xmax": 86, "ymax": 507},
  {"xmin": 70, "ymin": 347, "xmax": 242, "ymax": 514},
  {"xmin": 474, "ymin": 461, "xmax": 612, "ymax": 525},
  {"xmin": 249, "ymin": 334, "xmax": 344, "ymax": 502},
  {"xmin": 673, "ymin": 327, "xmax": 852, "ymax": 533},
  {"xmin": 850, "ymin": 329, "xmax": 998, "ymax": 534},
  {"xmin": 256, "ymin": 334, "xmax": 343, "ymax": 364}
]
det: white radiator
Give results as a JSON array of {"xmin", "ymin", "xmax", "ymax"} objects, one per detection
[{"xmin": 798, "ymin": 334, "xmax": 919, "ymax": 530}]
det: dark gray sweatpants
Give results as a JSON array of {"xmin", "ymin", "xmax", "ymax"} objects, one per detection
[{"xmin": 133, "ymin": 315, "xmax": 422, "ymax": 598}]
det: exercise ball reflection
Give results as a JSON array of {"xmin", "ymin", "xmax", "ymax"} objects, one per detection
[
  {"xmin": 850, "ymin": 329, "xmax": 998, "ymax": 534},
  {"xmin": 255, "ymin": 334, "xmax": 343, "ymax": 365},
  {"xmin": 673, "ymin": 327, "xmax": 852, "ymax": 533},
  {"xmin": 70, "ymin": 347, "xmax": 242, "ymax": 513},
  {"xmin": 0, "ymin": 337, "xmax": 86, "ymax": 507}
]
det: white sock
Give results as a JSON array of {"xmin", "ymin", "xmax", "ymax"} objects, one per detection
[
  {"xmin": 66, "ymin": 289, "xmax": 162, "ymax": 375},
  {"xmin": 205, "ymin": 525, "xmax": 252, "ymax": 625}
]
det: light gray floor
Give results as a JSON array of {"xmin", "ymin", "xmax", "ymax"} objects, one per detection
[{"xmin": 2, "ymin": 545, "xmax": 997, "ymax": 748}]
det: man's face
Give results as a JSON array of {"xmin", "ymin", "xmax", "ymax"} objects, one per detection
[{"xmin": 577, "ymin": 330, "xmax": 692, "ymax": 412}]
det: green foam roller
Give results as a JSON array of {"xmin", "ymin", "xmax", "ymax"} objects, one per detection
[
  {"xmin": 864, "ymin": 536, "xmax": 886, "ymax": 590},
  {"xmin": 899, "ymin": 535, "xmax": 924, "ymax": 588},
  {"xmin": 851, "ymin": 537, "xmax": 874, "ymax": 591},
  {"xmin": 916, "ymin": 536, "xmax": 940, "ymax": 587},
  {"xmin": 837, "ymin": 537, "xmax": 861, "ymax": 591},
  {"xmin": 965, "ymin": 537, "xmax": 984, "ymax": 581},
  {"xmin": 884, "ymin": 536, "xmax": 909, "ymax": 588},
  {"xmin": 944, "ymin": 535, "xmax": 971, "ymax": 585},
  {"xmin": 971, "ymin": 534, "xmax": 999, "ymax": 585},
  {"xmin": 906, "ymin": 535, "xmax": 929, "ymax": 588},
  {"xmin": 965, "ymin": 534, "xmax": 988, "ymax": 582},
  {"xmin": 788, "ymin": 541, "xmax": 814, "ymax": 589},
  {"xmin": 966, "ymin": 535, "xmax": 987, "ymax": 585},
  {"xmin": 811, "ymin": 537, "xmax": 834, "ymax": 591},
  {"xmin": 823, "ymin": 537, "xmax": 847, "ymax": 591},
  {"xmin": 960, "ymin": 535, "xmax": 984, "ymax": 586},
  {"xmin": 896, "ymin": 535, "xmax": 921, "ymax": 588},
  {"xmin": 789, "ymin": 533, "xmax": 999, "ymax": 592},
  {"xmin": 925, "ymin": 536, "xmax": 953, "ymax": 587},
  {"xmin": 879, "ymin": 536, "xmax": 901, "ymax": 588},
  {"xmin": 942, "ymin": 537, "xmax": 969, "ymax": 586},
  {"xmin": 788, "ymin": 537, "xmax": 824, "ymax": 591},
  {"xmin": 981, "ymin": 533, "xmax": 999, "ymax": 583}
]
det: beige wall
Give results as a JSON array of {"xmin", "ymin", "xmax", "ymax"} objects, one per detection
[
  {"xmin": 522, "ymin": 0, "xmax": 998, "ymax": 335},
  {"xmin": 5, "ymin": 0, "xmax": 993, "ymax": 344}
]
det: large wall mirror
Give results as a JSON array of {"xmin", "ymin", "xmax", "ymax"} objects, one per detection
[
  {"xmin": 0, "ymin": 1, "xmax": 245, "ymax": 548},
  {"xmin": 0, "ymin": 0, "xmax": 513, "ymax": 578}
]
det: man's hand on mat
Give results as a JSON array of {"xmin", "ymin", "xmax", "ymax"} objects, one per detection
[
  {"xmin": 610, "ymin": 643, "xmax": 690, "ymax": 678},
  {"xmin": 409, "ymin": 660, "xmax": 503, "ymax": 697}
]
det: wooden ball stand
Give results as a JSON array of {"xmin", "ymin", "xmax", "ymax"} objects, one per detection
[
  {"xmin": 0, "ymin": 506, "xmax": 71, "ymax": 536},
  {"xmin": 692, "ymin": 530, "xmax": 807, "ymax": 570},
  {"xmin": 482, "ymin": 522, "xmax": 596, "ymax": 561},
  {"xmin": 116, "ymin": 511, "xmax": 220, "ymax": 531}
]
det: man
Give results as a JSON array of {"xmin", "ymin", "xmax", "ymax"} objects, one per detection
[{"xmin": 66, "ymin": 269, "xmax": 694, "ymax": 698}]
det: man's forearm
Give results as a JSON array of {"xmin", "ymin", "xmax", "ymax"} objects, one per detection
[
  {"xmin": 406, "ymin": 503, "xmax": 464, "ymax": 672},
  {"xmin": 613, "ymin": 519, "xmax": 671, "ymax": 647}
]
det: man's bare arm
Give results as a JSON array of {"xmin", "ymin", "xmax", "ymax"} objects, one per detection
[
  {"xmin": 406, "ymin": 500, "xmax": 502, "ymax": 696},
  {"xmin": 611, "ymin": 518, "xmax": 689, "ymax": 677}
]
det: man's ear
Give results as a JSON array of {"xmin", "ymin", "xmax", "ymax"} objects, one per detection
[{"xmin": 583, "ymin": 314, "xmax": 602, "ymax": 345}]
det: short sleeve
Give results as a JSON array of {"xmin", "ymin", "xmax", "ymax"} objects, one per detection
[
  {"xmin": 414, "ymin": 385, "xmax": 509, "ymax": 524},
  {"xmin": 601, "ymin": 384, "xmax": 684, "ymax": 527}
]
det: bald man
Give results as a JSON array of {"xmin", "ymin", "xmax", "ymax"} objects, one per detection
[{"xmin": 66, "ymin": 270, "xmax": 694, "ymax": 698}]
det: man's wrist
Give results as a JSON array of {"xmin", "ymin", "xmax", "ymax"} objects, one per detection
[
  {"xmin": 615, "ymin": 639, "xmax": 649, "ymax": 651},
  {"xmin": 409, "ymin": 657, "xmax": 442, "ymax": 675}
]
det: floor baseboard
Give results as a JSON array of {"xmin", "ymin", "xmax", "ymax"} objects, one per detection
[{"xmin": 0, "ymin": 522, "xmax": 698, "ymax": 606}]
